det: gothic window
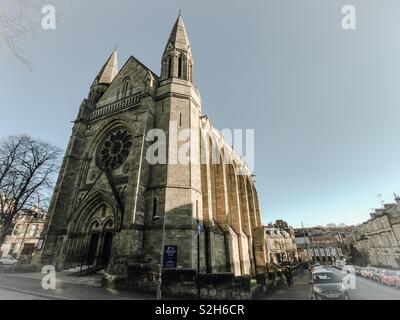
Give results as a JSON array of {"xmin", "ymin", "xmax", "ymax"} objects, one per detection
[
  {"xmin": 152, "ymin": 198, "xmax": 158, "ymax": 219},
  {"xmin": 122, "ymin": 77, "xmax": 130, "ymax": 97},
  {"xmin": 98, "ymin": 128, "xmax": 133, "ymax": 171},
  {"xmin": 167, "ymin": 56, "xmax": 172, "ymax": 78},
  {"xmin": 178, "ymin": 56, "xmax": 183, "ymax": 78}
]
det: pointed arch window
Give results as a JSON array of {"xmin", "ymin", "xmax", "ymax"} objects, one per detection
[
  {"xmin": 178, "ymin": 56, "xmax": 183, "ymax": 78},
  {"xmin": 122, "ymin": 76, "xmax": 130, "ymax": 97},
  {"xmin": 152, "ymin": 198, "xmax": 158, "ymax": 219},
  {"xmin": 167, "ymin": 56, "xmax": 172, "ymax": 78}
]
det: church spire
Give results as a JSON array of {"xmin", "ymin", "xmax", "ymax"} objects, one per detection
[
  {"xmin": 161, "ymin": 14, "xmax": 194, "ymax": 83},
  {"xmin": 165, "ymin": 14, "xmax": 191, "ymax": 52},
  {"xmin": 88, "ymin": 49, "xmax": 118, "ymax": 103},
  {"xmin": 96, "ymin": 49, "xmax": 118, "ymax": 84}
]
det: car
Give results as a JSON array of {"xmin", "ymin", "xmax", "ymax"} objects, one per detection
[
  {"xmin": 360, "ymin": 267, "xmax": 369, "ymax": 278},
  {"xmin": 0, "ymin": 256, "xmax": 18, "ymax": 266},
  {"xmin": 354, "ymin": 266, "xmax": 363, "ymax": 276},
  {"xmin": 371, "ymin": 268, "xmax": 386, "ymax": 282},
  {"xmin": 380, "ymin": 270, "xmax": 400, "ymax": 287},
  {"xmin": 310, "ymin": 269, "xmax": 350, "ymax": 300},
  {"xmin": 361, "ymin": 267, "xmax": 376, "ymax": 280},
  {"xmin": 311, "ymin": 263, "xmax": 323, "ymax": 273}
]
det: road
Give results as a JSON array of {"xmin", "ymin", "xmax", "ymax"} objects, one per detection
[
  {"xmin": 325, "ymin": 266, "xmax": 400, "ymax": 300},
  {"xmin": 0, "ymin": 273, "xmax": 153, "ymax": 300},
  {"xmin": 265, "ymin": 266, "xmax": 400, "ymax": 300}
]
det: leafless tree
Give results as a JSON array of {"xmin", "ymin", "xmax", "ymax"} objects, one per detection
[
  {"xmin": 0, "ymin": 0, "xmax": 56, "ymax": 69},
  {"xmin": 0, "ymin": 135, "xmax": 62, "ymax": 247}
]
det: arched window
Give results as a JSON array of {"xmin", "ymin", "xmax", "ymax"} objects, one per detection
[
  {"xmin": 178, "ymin": 56, "xmax": 183, "ymax": 78},
  {"xmin": 122, "ymin": 77, "xmax": 130, "ymax": 97},
  {"xmin": 167, "ymin": 56, "xmax": 172, "ymax": 78},
  {"xmin": 152, "ymin": 198, "xmax": 158, "ymax": 219}
]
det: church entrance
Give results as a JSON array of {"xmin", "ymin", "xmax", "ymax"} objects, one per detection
[
  {"xmin": 65, "ymin": 201, "xmax": 117, "ymax": 270},
  {"xmin": 100, "ymin": 232, "xmax": 113, "ymax": 266},
  {"xmin": 87, "ymin": 233, "xmax": 99, "ymax": 265}
]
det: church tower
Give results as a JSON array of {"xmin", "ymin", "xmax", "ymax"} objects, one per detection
[{"xmin": 144, "ymin": 14, "xmax": 204, "ymax": 271}]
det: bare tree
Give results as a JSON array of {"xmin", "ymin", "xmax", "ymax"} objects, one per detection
[
  {"xmin": 0, "ymin": 0, "xmax": 56, "ymax": 69},
  {"xmin": 0, "ymin": 135, "xmax": 62, "ymax": 247}
]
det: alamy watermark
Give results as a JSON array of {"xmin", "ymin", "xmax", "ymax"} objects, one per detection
[
  {"xmin": 341, "ymin": 5, "xmax": 356, "ymax": 30},
  {"xmin": 145, "ymin": 121, "xmax": 255, "ymax": 175},
  {"xmin": 41, "ymin": 265, "xmax": 56, "ymax": 290},
  {"xmin": 41, "ymin": 5, "xmax": 56, "ymax": 30}
]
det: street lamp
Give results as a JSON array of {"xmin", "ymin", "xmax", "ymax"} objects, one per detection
[{"xmin": 153, "ymin": 214, "xmax": 166, "ymax": 300}]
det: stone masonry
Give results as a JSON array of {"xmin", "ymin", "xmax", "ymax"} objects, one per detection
[{"xmin": 36, "ymin": 15, "xmax": 266, "ymax": 289}]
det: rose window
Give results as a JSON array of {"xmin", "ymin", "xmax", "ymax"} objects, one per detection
[{"xmin": 99, "ymin": 128, "xmax": 133, "ymax": 170}]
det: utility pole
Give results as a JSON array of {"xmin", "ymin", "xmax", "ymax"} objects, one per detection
[{"xmin": 153, "ymin": 213, "xmax": 166, "ymax": 300}]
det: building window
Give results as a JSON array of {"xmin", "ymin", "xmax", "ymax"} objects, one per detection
[
  {"xmin": 29, "ymin": 224, "xmax": 38, "ymax": 237},
  {"xmin": 167, "ymin": 56, "xmax": 172, "ymax": 78},
  {"xmin": 178, "ymin": 56, "xmax": 183, "ymax": 78},
  {"xmin": 122, "ymin": 77, "xmax": 130, "ymax": 97},
  {"xmin": 152, "ymin": 198, "xmax": 158, "ymax": 219}
]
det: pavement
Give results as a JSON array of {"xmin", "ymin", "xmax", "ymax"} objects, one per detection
[
  {"xmin": 0, "ymin": 272, "xmax": 154, "ymax": 300},
  {"xmin": 264, "ymin": 269, "xmax": 312, "ymax": 300}
]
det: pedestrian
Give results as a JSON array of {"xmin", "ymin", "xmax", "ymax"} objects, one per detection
[{"xmin": 285, "ymin": 267, "xmax": 293, "ymax": 287}]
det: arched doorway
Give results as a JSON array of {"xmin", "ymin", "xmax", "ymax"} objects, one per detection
[
  {"xmin": 99, "ymin": 218, "xmax": 114, "ymax": 266},
  {"xmin": 65, "ymin": 198, "xmax": 117, "ymax": 269}
]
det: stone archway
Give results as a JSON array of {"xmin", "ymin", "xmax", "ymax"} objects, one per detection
[{"xmin": 64, "ymin": 194, "xmax": 117, "ymax": 269}]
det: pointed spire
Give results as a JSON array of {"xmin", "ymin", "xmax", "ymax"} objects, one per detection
[
  {"xmin": 165, "ymin": 14, "xmax": 191, "ymax": 52},
  {"xmin": 97, "ymin": 49, "xmax": 118, "ymax": 84}
]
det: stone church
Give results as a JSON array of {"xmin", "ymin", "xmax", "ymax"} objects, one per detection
[{"xmin": 39, "ymin": 15, "xmax": 266, "ymax": 281}]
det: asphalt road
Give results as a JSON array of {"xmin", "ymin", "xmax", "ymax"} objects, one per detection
[
  {"xmin": 0, "ymin": 273, "xmax": 153, "ymax": 300},
  {"xmin": 326, "ymin": 266, "xmax": 400, "ymax": 300}
]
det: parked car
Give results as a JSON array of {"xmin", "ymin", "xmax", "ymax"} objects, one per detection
[
  {"xmin": 310, "ymin": 269, "xmax": 350, "ymax": 300},
  {"xmin": 0, "ymin": 256, "xmax": 18, "ymax": 266},
  {"xmin": 313, "ymin": 265, "xmax": 325, "ymax": 272},
  {"xmin": 354, "ymin": 266, "xmax": 363, "ymax": 276},
  {"xmin": 361, "ymin": 267, "xmax": 375, "ymax": 280},
  {"xmin": 380, "ymin": 270, "xmax": 400, "ymax": 287},
  {"xmin": 310, "ymin": 262, "xmax": 321, "ymax": 273},
  {"xmin": 372, "ymin": 268, "xmax": 386, "ymax": 282}
]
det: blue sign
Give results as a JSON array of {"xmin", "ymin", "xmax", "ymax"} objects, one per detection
[{"xmin": 163, "ymin": 245, "xmax": 177, "ymax": 268}]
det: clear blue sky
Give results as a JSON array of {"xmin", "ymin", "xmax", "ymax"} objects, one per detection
[{"xmin": 1, "ymin": 0, "xmax": 400, "ymax": 228}]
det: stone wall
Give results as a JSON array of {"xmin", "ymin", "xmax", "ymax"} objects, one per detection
[{"xmin": 122, "ymin": 265, "xmax": 254, "ymax": 299}]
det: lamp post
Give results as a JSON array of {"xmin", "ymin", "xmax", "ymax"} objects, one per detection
[{"xmin": 153, "ymin": 213, "xmax": 166, "ymax": 300}]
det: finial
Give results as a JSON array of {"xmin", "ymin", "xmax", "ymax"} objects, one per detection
[
  {"xmin": 178, "ymin": 8, "xmax": 182, "ymax": 16},
  {"xmin": 114, "ymin": 44, "xmax": 118, "ymax": 50}
]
